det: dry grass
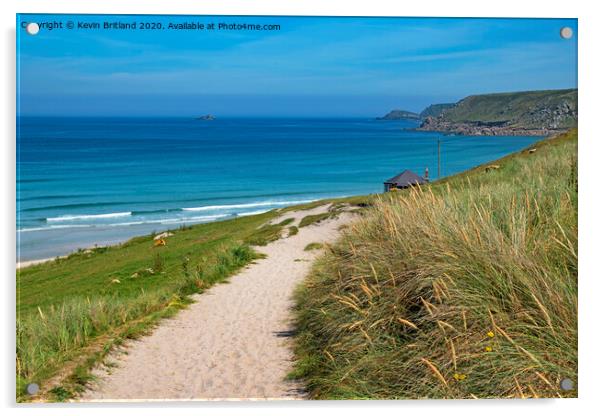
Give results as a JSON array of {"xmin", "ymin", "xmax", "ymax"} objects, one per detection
[{"xmin": 292, "ymin": 130, "xmax": 577, "ymax": 399}]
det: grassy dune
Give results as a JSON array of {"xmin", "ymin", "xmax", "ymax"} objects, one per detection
[{"xmin": 292, "ymin": 130, "xmax": 577, "ymax": 399}]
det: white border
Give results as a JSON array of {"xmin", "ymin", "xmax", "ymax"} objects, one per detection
[{"xmin": 3, "ymin": 1, "xmax": 601, "ymax": 415}]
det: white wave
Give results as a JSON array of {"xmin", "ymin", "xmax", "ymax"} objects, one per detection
[
  {"xmin": 182, "ymin": 199, "xmax": 316, "ymax": 212},
  {"xmin": 22, "ymin": 214, "xmax": 231, "ymax": 233},
  {"xmin": 89, "ymin": 214, "xmax": 230, "ymax": 227},
  {"xmin": 26, "ymin": 198, "xmax": 324, "ymax": 234},
  {"xmin": 157, "ymin": 214, "xmax": 230, "ymax": 224},
  {"xmin": 236, "ymin": 209, "xmax": 270, "ymax": 217},
  {"xmin": 46, "ymin": 212, "xmax": 132, "ymax": 222},
  {"xmin": 17, "ymin": 224, "xmax": 92, "ymax": 233}
]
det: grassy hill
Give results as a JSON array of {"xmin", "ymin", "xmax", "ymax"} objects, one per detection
[
  {"xmin": 291, "ymin": 130, "xmax": 578, "ymax": 399},
  {"xmin": 419, "ymin": 103, "xmax": 454, "ymax": 119},
  {"xmin": 419, "ymin": 89, "xmax": 577, "ymax": 135}
]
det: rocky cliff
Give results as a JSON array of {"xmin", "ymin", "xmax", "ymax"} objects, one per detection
[{"xmin": 417, "ymin": 89, "xmax": 577, "ymax": 136}]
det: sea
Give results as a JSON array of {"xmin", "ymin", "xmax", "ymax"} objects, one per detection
[{"xmin": 17, "ymin": 117, "xmax": 542, "ymax": 261}]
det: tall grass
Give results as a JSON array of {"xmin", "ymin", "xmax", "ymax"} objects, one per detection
[
  {"xmin": 17, "ymin": 243, "xmax": 255, "ymax": 397},
  {"xmin": 292, "ymin": 130, "xmax": 577, "ymax": 399}
]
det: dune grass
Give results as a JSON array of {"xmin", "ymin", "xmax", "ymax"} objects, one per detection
[
  {"xmin": 299, "ymin": 213, "xmax": 332, "ymax": 228},
  {"xmin": 299, "ymin": 204, "xmax": 347, "ymax": 228},
  {"xmin": 304, "ymin": 243, "xmax": 324, "ymax": 251},
  {"xmin": 291, "ymin": 130, "xmax": 578, "ymax": 399}
]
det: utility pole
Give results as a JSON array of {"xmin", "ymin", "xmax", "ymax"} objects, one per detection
[{"xmin": 437, "ymin": 139, "xmax": 441, "ymax": 179}]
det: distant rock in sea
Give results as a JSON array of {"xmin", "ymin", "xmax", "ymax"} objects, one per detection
[
  {"xmin": 195, "ymin": 114, "xmax": 215, "ymax": 121},
  {"xmin": 376, "ymin": 110, "xmax": 421, "ymax": 120}
]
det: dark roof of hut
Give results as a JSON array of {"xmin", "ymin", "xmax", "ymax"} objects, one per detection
[{"xmin": 384, "ymin": 170, "xmax": 428, "ymax": 187}]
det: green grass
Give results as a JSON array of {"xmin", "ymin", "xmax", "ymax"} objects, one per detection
[
  {"xmin": 278, "ymin": 218, "xmax": 295, "ymax": 226},
  {"xmin": 304, "ymin": 243, "xmax": 324, "ymax": 251},
  {"xmin": 243, "ymin": 224, "xmax": 284, "ymax": 246},
  {"xmin": 288, "ymin": 226, "xmax": 299, "ymax": 237},
  {"xmin": 299, "ymin": 213, "xmax": 331, "ymax": 228},
  {"xmin": 241, "ymin": 217, "xmax": 298, "ymax": 246},
  {"xmin": 291, "ymin": 130, "xmax": 578, "ymax": 399},
  {"xmin": 298, "ymin": 203, "xmax": 351, "ymax": 228}
]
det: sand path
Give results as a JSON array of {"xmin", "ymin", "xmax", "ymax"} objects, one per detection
[{"xmin": 81, "ymin": 204, "xmax": 353, "ymax": 401}]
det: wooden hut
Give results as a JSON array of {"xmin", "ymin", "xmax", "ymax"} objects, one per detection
[{"xmin": 383, "ymin": 170, "xmax": 428, "ymax": 192}]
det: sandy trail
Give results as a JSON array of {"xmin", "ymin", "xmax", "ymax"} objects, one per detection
[{"xmin": 80, "ymin": 204, "xmax": 354, "ymax": 401}]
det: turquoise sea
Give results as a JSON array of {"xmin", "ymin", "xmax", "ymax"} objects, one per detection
[{"xmin": 17, "ymin": 117, "xmax": 541, "ymax": 261}]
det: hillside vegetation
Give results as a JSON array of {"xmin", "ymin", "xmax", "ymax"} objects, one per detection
[
  {"xmin": 419, "ymin": 89, "xmax": 577, "ymax": 136},
  {"xmin": 419, "ymin": 103, "xmax": 454, "ymax": 119},
  {"xmin": 292, "ymin": 130, "xmax": 578, "ymax": 399}
]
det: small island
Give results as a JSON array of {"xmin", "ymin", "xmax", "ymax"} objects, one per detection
[
  {"xmin": 195, "ymin": 114, "xmax": 215, "ymax": 121},
  {"xmin": 376, "ymin": 109, "xmax": 420, "ymax": 120}
]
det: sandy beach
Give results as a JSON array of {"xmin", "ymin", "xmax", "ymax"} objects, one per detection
[
  {"xmin": 17, "ymin": 258, "xmax": 56, "ymax": 269},
  {"xmin": 79, "ymin": 204, "xmax": 354, "ymax": 401}
]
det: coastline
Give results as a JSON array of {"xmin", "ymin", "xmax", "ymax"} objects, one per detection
[
  {"xmin": 415, "ymin": 124, "xmax": 567, "ymax": 136},
  {"xmin": 15, "ymin": 132, "xmax": 549, "ymax": 268},
  {"xmin": 17, "ymin": 258, "xmax": 57, "ymax": 269},
  {"xmin": 15, "ymin": 199, "xmax": 331, "ymax": 267},
  {"xmin": 18, "ymin": 117, "xmax": 544, "ymax": 264}
]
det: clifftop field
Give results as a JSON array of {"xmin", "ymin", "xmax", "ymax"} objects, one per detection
[
  {"xmin": 291, "ymin": 130, "xmax": 577, "ymax": 399},
  {"xmin": 433, "ymin": 89, "xmax": 577, "ymax": 127}
]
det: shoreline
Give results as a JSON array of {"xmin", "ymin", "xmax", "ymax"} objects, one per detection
[
  {"xmin": 415, "ymin": 125, "xmax": 566, "ymax": 136},
  {"xmin": 15, "ymin": 202, "xmax": 325, "ymax": 268},
  {"xmin": 15, "ymin": 133, "xmax": 547, "ymax": 269},
  {"xmin": 17, "ymin": 258, "xmax": 57, "ymax": 269}
]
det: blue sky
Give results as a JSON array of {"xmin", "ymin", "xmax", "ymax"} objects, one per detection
[{"xmin": 16, "ymin": 15, "xmax": 577, "ymax": 117}]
